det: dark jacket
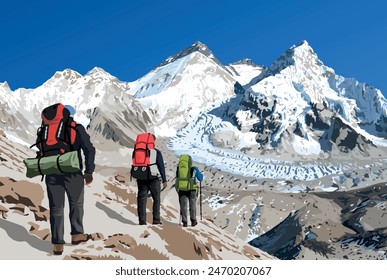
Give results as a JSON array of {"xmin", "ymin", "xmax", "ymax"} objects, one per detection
[
  {"xmin": 72, "ymin": 124, "xmax": 95, "ymax": 174},
  {"xmin": 155, "ymin": 148, "xmax": 167, "ymax": 183}
]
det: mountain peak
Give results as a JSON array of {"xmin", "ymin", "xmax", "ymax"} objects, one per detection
[
  {"xmin": 85, "ymin": 67, "xmax": 122, "ymax": 83},
  {"xmin": 87, "ymin": 66, "xmax": 107, "ymax": 74},
  {"xmin": 249, "ymin": 40, "xmax": 321, "ymax": 84},
  {"xmin": 158, "ymin": 41, "xmax": 217, "ymax": 67},
  {"xmin": 179, "ymin": 41, "xmax": 212, "ymax": 57},
  {"xmin": 290, "ymin": 40, "xmax": 316, "ymax": 55},
  {"xmin": 86, "ymin": 67, "xmax": 112, "ymax": 77},
  {"xmin": 295, "ymin": 39, "xmax": 310, "ymax": 48},
  {"xmin": 191, "ymin": 41, "xmax": 208, "ymax": 50},
  {"xmin": 231, "ymin": 58, "xmax": 260, "ymax": 67},
  {"xmin": 0, "ymin": 81, "xmax": 10, "ymax": 90},
  {"xmin": 47, "ymin": 69, "xmax": 82, "ymax": 83}
]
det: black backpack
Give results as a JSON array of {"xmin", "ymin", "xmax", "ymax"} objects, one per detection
[{"xmin": 32, "ymin": 103, "xmax": 78, "ymax": 157}]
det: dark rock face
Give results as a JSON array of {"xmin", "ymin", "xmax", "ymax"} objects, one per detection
[
  {"xmin": 320, "ymin": 117, "xmax": 376, "ymax": 155},
  {"xmin": 249, "ymin": 212, "xmax": 303, "ymax": 260},
  {"xmin": 249, "ymin": 183, "xmax": 387, "ymax": 260}
]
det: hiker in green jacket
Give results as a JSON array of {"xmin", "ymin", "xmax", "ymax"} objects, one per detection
[{"xmin": 175, "ymin": 155, "xmax": 203, "ymax": 227}]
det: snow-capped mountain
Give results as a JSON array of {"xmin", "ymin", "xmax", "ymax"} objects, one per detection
[
  {"xmin": 0, "ymin": 68, "xmax": 151, "ymax": 148},
  {"xmin": 248, "ymin": 40, "xmax": 387, "ymax": 138},
  {"xmin": 128, "ymin": 41, "xmax": 236, "ymax": 136},
  {"xmin": 0, "ymin": 82, "xmax": 34, "ymax": 141},
  {"xmin": 165, "ymin": 40, "xmax": 387, "ymax": 182},
  {"xmin": 1, "ymin": 40, "xmax": 386, "ymax": 177},
  {"xmin": 206, "ymin": 40, "xmax": 387, "ymax": 159}
]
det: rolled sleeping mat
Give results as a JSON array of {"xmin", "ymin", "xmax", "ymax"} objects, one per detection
[{"xmin": 23, "ymin": 151, "xmax": 81, "ymax": 178}]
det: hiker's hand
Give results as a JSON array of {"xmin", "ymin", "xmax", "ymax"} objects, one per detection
[
  {"xmin": 84, "ymin": 173, "xmax": 93, "ymax": 185},
  {"xmin": 161, "ymin": 182, "xmax": 167, "ymax": 192}
]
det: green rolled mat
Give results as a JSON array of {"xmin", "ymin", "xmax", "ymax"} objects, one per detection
[{"xmin": 23, "ymin": 151, "xmax": 81, "ymax": 178}]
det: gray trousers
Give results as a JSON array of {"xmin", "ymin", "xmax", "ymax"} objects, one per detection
[
  {"xmin": 179, "ymin": 190, "xmax": 197, "ymax": 223},
  {"xmin": 45, "ymin": 172, "xmax": 84, "ymax": 244},
  {"xmin": 137, "ymin": 178, "xmax": 161, "ymax": 223}
]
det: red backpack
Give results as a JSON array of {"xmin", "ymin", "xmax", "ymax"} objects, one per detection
[
  {"xmin": 33, "ymin": 103, "xmax": 78, "ymax": 157},
  {"xmin": 130, "ymin": 133, "xmax": 158, "ymax": 180}
]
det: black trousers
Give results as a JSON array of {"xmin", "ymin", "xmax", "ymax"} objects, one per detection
[
  {"xmin": 178, "ymin": 190, "xmax": 197, "ymax": 223},
  {"xmin": 45, "ymin": 172, "xmax": 84, "ymax": 244},
  {"xmin": 137, "ymin": 178, "xmax": 161, "ymax": 223}
]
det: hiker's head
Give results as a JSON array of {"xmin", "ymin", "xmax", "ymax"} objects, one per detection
[{"xmin": 64, "ymin": 105, "xmax": 76, "ymax": 116}]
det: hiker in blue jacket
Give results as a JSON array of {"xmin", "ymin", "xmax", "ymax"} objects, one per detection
[{"xmin": 178, "ymin": 166, "xmax": 203, "ymax": 227}]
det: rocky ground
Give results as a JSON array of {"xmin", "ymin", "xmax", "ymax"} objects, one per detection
[
  {"xmin": 0, "ymin": 131, "xmax": 273, "ymax": 260},
  {"xmin": 158, "ymin": 137, "xmax": 387, "ymax": 260},
  {"xmin": 195, "ymin": 167, "xmax": 387, "ymax": 260},
  {"xmin": 1, "ymin": 131, "xmax": 387, "ymax": 260}
]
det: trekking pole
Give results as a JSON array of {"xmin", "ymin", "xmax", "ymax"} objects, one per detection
[{"xmin": 200, "ymin": 181, "xmax": 202, "ymax": 221}]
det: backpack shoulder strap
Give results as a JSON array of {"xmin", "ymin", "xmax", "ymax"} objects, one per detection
[{"xmin": 30, "ymin": 122, "xmax": 45, "ymax": 155}]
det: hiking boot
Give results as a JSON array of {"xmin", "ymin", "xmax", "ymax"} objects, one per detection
[
  {"xmin": 182, "ymin": 221, "xmax": 188, "ymax": 227},
  {"xmin": 139, "ymin": 221, "xmax": 147, "ymax": 225},
  {"xmin": 191, "ymin": 220, "xmax": 198, "ymax": 227},
  {"xmin": 152, "ymin": 220, "xmax": 162, "ymax": 225},
  {"xmin": 71, "ymin": 233, "xmax": 92, "ymax": 245},
  {"xmin": 53, "ymin": 244, "xmax": 64, "ymax": 255}
]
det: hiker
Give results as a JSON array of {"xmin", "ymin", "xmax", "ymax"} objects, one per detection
[
  {"xmin": 175, "ymin": 155, "xmax": 203, "ymax": 227},
  {"xmin": 130, "ymin": 133, "xmax": 167, "ymax": 225},
  {"xmin": 35, "ymin": 103, "xmax": 95, "ymax": 255}
]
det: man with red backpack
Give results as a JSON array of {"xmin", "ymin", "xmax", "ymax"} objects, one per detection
[
  {"xmin": 131, "ymin": 133, "xmax": 167, "ymax": 225},
  {"xmin": 35, "ymin": 103, "xmax": 95, "ymax": 255}
]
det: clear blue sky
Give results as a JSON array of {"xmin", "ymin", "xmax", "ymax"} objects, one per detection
[{"xmin": 1, "ymin": 0, "xmax": 386, "ymax": 96}]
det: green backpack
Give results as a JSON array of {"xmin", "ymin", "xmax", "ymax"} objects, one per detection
[{"xmin": 175, "ymin": 154, "xmax": 197, "ymax": 191}]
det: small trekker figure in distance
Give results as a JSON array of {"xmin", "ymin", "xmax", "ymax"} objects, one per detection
[
  {"xmin": 130, "ymin": 133, "xmax": 167, "ymax": 225},
  {"xmin": 175, "ymin": 154, "xmax": 203, "ymax": 227}
]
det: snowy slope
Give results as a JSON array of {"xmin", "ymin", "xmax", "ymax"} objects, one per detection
[
  {"xmin": 226, "ymin": 58, "xmax": 266, "ymax": 86},
  {"xmin": 207, "ymin": 41, "xmax": 387, "ymax": 158},
  {"xmin": 327, "ymin": 75, "xmax": 387, "ymax": 137},
  {"xmin": 128, "ymin": 42, "xmax": 236, "ymax": 136},
  {"xmin": 13, "ymin": 67, "xmax": 131, "ymax": 127},
  {"xmin": 247, "ymin": 40, "xmax": 387, "ymax": 140},
  {"xmin": 0, "ymin": 83, "xmax": 37, "ymax": 141},
  {"xmin": 1, "ymin": 68, "xmax": 115, "ymax": 133},
  {"xmin": 0, "ymin": 68, "xmax": 150, "ymax": 148}
]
